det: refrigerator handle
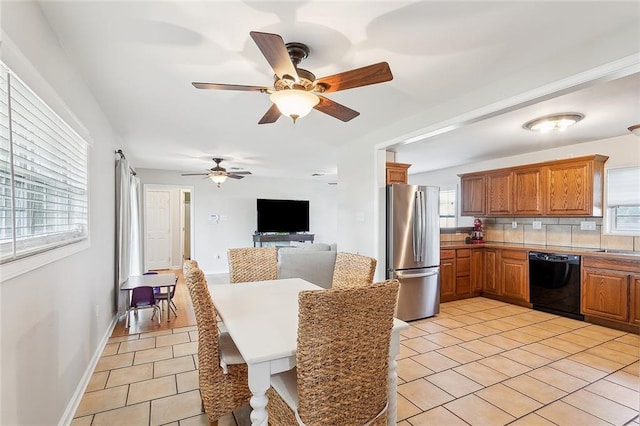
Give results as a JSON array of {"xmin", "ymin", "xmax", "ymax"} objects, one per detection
[
  {"xmin": 414, "ymin": 190, "xmax": 426, "ymax": 263},
  {"xmin": 395, "ymin": 269, "xmax": 439, "ymax": 279},
  {"xmin": 413, "ymin": 191, "xmax": 419, "ymax": 262}
]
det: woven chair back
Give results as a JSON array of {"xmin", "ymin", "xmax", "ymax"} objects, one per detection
[
  {"xmin": 296, "ymin": 279, "xmax": 400, "ymax": 425},
  {"xmin": 331, "ymin": 252, "xmax": 377, "ymax": 288},
  {"xmin": 182, "ymin": 260, "xmax": 250, "ymax": 421},
  {"xmin": 227, "ymin": 247, "xmax": 278, "ymax": 283}
]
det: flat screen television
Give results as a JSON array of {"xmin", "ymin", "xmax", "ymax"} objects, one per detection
[{"xmin": 257, "ymin": 198, "xmax": 309, "ymax": 233}]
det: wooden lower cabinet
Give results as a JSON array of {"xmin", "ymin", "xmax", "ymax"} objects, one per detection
[
  {"xmin": 483, "ymin": 249, "xmax": 500, "ymax": 295},
  {"xmin": 581, "ymin": 257, "xmax": 640, "ymax": 330},
  {"xmin": 582, "ymin": 268, "xmax": 629, "ymax": 322},
  {"xmin": 440, "ymin": 248, "xmax": 482, "ymax": 302},
  {"xmin": 500, "ymin": 249, "xmax": 528, "ymax": 302},
  {"xmin": 471, "ymin": 249, "xmax": 484, "ymax": 292},
  {"xmin": 631, "ymin": 275, "xmax": 640, "ymax": 325},
  {"xmin": 440, "ymin": 250, "xmax": 456, "ymax": 300}
]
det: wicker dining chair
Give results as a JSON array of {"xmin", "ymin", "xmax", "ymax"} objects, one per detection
[
  {"xmin": 227, "ymin": 247, "xmax": 278, "ymax": 283},
  {"xmin": 267, "ymin": 279, "xmax": 400, "ymax": 426},
  {"xmin": 331, "ymin": 252, "xmax": 377, "ymax": 288},
  {"xmin": 182, "ymin": 260, "xmax": 250, "ymax": 424}
]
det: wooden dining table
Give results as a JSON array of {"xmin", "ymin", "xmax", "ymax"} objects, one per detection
[{"xmin": 208, "ymin": 278, "xmax": 409, "ymax": 426}]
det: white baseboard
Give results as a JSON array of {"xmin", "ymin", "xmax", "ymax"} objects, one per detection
[{"xmin": 58, "ymin": 315, "xmax": 118, "ymax": 426}]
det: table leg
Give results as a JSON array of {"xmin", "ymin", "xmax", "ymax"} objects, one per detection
[
  {"xmin": 387, "ymin": 329, "xmax": 402, "ymax": 426},
  {"xmin": 248, "ymin": 362, "xmax": 270, "ymax": 426}
]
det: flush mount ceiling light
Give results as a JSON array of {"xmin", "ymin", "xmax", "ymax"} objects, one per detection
[
  {"xmin": 628, "ymin": 124, "xmax": 640, "ymax": 136},
  {"xmin": 523, "ymin": 113, "xmax": 584, "ymax": 133},
  {"xmin": 270, "ymin": 89, "xmax": 320, "ymax": 123}
]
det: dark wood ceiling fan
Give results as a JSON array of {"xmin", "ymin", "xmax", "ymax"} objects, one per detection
[
  {"xmin": 181, "ymin": 158, "xmax": 251, "ymax": 187},
  {"xmin": 192, "ymin": 31, "xmax": 393, "ymax": 124}
]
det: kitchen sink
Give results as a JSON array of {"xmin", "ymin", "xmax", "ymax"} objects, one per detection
[{"xmin": 593, "ymin": 249, "xmax": 640, "ymax": 255}]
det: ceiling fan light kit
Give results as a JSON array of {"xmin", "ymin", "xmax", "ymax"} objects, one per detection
[
  {"xmin": 523, "ymin": 113, "xmax": 584, "ymax": 133},
  {"xmin": 270, "ymin": 89, "xmax": 319, "ymax": 122},
  {"xmin": 209, "ymin": 173, "xmax": 228, "ymax": 187},
  {"xmin": 192, "ymin": 31, "xmax": 393, "ymax": 124}
]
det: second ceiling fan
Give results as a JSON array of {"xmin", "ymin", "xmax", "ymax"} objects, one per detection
[{"xmin": 192, "ymin": 31, "xmax": 393, "ymax": 124}]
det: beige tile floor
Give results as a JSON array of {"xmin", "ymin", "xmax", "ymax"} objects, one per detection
[{"xmin": 72, "ymin": 297, "xmax": 639, "ymax": 425}]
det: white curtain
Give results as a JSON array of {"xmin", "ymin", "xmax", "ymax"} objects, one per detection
[
  {"xmin": 129, "ymin": 174, "xmax": 143, "ymax": 276},
  {"xmin": 115, "ymin": 156, "xmax": 131, "ymax": 313}
]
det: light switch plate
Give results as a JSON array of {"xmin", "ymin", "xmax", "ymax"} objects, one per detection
[
  {"xmin": 532, "ymin": 220, "xmax": 542, "ymax": 230},
  {"xmin": 512, "ymin": 221, "xmax": 518, "ymax": 229}
]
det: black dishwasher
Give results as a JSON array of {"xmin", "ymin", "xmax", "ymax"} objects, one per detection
[{"xmin": 529, "ymin": 252, "xmax": 583, "ymax": 320}]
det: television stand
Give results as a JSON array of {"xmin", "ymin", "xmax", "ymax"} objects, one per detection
[{"xmin": 253, "ymin": 233, "xmax": 314, "ymax": 247}]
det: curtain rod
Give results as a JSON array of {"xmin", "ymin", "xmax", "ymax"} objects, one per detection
[{"xmin": 115, "ymin": 149, "xmax": 137, "ymax": 176}]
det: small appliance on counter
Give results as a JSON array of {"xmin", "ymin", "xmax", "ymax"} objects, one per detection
[{"xmin": 471, "ymin": 218, "xmax": 485, "ymax": 243}]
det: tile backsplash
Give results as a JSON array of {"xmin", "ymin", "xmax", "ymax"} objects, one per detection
[{"xmin": 441, "ymin": 217, "xmax": 639, "ymax": 252}]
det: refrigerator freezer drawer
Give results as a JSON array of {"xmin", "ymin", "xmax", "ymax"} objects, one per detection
[{"xmin": 393, "ymin": 267, "xmax": 440, "ymax": 321}]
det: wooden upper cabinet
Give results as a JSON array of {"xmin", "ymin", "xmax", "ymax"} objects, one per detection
[
  {"xmin": 459, "ymin": 155, "xmax": 608, "ymax": 217},
  {"xmin": 487, "ymin": 171, "xmax": 512, "ymax": 215},
  {"xmin": 386, "ymin": 162, "xmax": 411, "ymax": 184},
  {"xmin": 513, "ymin": 167, "xmax": 543, "ymax": 215},
  {"xmin": 460, "ymin": 175, "xmax": 486, "ymax": 216},
  {"xmin": 544, "ymin": 156, "xmax": 607, "ymax": 216}
]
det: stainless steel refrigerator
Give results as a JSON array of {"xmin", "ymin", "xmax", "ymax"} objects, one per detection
[{"xmin": 386, "ymin": 184, "xmax": 440, "ymax": 321}]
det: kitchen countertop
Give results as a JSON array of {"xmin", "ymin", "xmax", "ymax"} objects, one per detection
[{"xmin": 440, "ymin": 241, "xmax": 640, "ymax": 261}]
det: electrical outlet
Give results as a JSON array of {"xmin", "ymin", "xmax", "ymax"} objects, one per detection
[
  {"xmin": 580, "ymin": 221, "xmax": 596, "ymax": 231},
  {"xmin": 532, "ymin": 220, "xmax": 542, "ymax": 230},
  {"xmin": 512, "ymin": 221, "xmax": 518, "ymax": 229}
]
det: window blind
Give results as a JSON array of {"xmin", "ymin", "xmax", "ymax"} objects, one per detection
[
  {"xmin": 607, "ymin": 166, "xmax": 640, "ymax": 207},
  {"xmin": 0, "ymin": 62, "xmax": 88, "ymax": 263}
]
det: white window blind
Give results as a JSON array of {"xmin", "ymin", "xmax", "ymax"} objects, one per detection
[
  {"xmin": 607, "ymin": 166, "xmax": 640, "ymax": 206},
  {"xmin": 0, "ymin": 61, "xmax": 88, "ymax": 264}
]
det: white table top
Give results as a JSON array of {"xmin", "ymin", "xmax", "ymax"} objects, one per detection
[
  {"xmin": 208, "ymin": 278, "xmax": 410, "ymax": 365},
  {"xmin": 121, "ymin": 273, "xmax": 177, "ymax": 290},
  {"xmin": 208, "ymin": 278, "xmax": 320, "ymax": 364}
]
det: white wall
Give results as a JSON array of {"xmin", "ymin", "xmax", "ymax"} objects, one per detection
[
  {"xmin": 1, "ymin": 2, "xmax": 122, "ymax": 424},
  {"xmin": 136, "ymin": 168, "xmax": 338, "ymax": 274}
]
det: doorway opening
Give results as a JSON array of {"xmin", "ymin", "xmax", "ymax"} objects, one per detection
[{"xmin": 143, "ymin": 184, "xmax": 193, "ymax": 271}]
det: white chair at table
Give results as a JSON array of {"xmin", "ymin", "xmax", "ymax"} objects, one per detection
[{"xmin": 266, "ymin": 279, "xmax": 400, "ymax": 426}]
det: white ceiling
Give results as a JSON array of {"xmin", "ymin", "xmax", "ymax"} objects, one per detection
[{"xmin": 36, "ymin": 1, "xmax": 640, "ymax": 180}]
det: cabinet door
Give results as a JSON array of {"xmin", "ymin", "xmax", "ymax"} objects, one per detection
[
  {"xmin": 513, "ymin": 167, "xmax": 543, "ymax": 215},
  {"xmin": 386, "ymin": 162, "xmax": 411, "ymax": 184},
  {"xmin": 484, "ymin": 249, "xmax": 500, "ymax": 294},
  {"xmin": 487, "ymin": 171, "xmax": 512, "ymax": 215},
  {"xmin": 460, "ymin": 175, "xmax": 485, "ymax": 216},
  {"xmin": 629, "ymin": 275, "xmax": 640, "ymax": 325},
  {"xmin": 500, "ymin": 250, "xmax": 528, "ymax": 301},
  {"xmin": 440, "ymin": 250, "xmax": 456, "ymax": 299},
  {"xmin": 471, "ymin": 249, "xmax": 484, "ymax": 292},
  {"xmin": 456, "ymin": 249, "xmax": 471, "ymax": 296},
  {"xmin": 545, "ymin": 160, "xmax": 592, "ymax": 215},
  {"xmin": 581, "ymin": 268, "xmax": 629, "ymax": 322}
]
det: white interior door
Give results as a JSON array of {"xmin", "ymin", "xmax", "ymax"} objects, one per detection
[{"xmin": 145, "ymin": 189, "xmax": 171, "ymax": 270}]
